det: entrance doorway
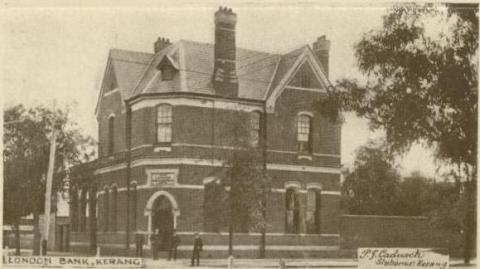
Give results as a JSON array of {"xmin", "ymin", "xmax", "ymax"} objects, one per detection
[{"xmin": 152, "ymin": 196, "xmax": 174, "ymax": 251}]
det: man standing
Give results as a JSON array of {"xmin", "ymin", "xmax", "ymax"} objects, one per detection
[
  {"xmin": 150, "ymin": 229, "xmax": 160, "ymax": 260},
  {"xmin": 168, "ymin": 230, "xmax": 181, "ymax": 261},
  {"xmin": 190, "ymin": 233, "xmax": 203, "ymax": 266},
  {"xmin": 135, "ymin": 232, "xmax": 144, "ymax": 257}
]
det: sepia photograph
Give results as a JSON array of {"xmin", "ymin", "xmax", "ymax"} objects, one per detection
[{"xmin": 1, "ymin": 1, "xmax": 477, "ymax": 268}]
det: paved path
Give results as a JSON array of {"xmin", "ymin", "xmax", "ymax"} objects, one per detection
[{"xmin": 145, "ymin": 258, "xmax": 476, "ymax": 268}]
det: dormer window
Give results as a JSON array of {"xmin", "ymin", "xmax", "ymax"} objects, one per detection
[
  {"xmin": 157, "ymin": 55, "xmax": 179, "ymax": 81},
  {"xmin": 161, "ymin": 68, "xmax": 173, "ymax": 81}
]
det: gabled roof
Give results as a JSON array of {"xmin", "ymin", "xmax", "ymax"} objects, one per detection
[
  {"xmin": 110, "ymin": 49, "xmax": 153, "ymax": 99},
  {"xmin": 266, "ymin": 46, "xmax": 306, "ymax": 99},
  {"xmin": 94, "ymin": 49, "xmax": 153, "ymax": 116},
  {"xmin": 95, "ymin": 39, "xmax": 331, "ymax": 115},
  {"xmin": 130, "ymin": 40, "xmax": 283, "ymax": 100}
]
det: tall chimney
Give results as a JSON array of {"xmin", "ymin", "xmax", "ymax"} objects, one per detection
[
  {"xmin": 154, "ymin": 37, "xmax": 171, "ymax": 53},
  {"xmin": 312, "ymin": 35, "xmax": 330, "ymax": 78},
  {"xmin": 213, "ymin": 6, "xmax": 238, "ymax": 97}
]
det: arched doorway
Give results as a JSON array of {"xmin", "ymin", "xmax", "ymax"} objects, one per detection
[
  {"xmin": 285, "ymin": 188, "xmax": 300, "ymax": 234},
  {"xmin": 144, "ymin": 191, "xmax": 180, "ymax": 248},
  {"xmin": 152, "ymin": 196, "xmax": 174, "ymax": 250}
]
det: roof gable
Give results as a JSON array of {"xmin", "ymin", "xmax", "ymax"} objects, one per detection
[
  {"xmin": 95, "ymin": 49, "xmax": 153, "ymax": 117},
  {"xmin": 287, "ymin": 61, "xmax": 323, "ymax": 88},
  {"xmin": 265, "ymin": 46, "xmax": 331, "ymax": 112},
  {"xmin": 95, "ymin": 39, "xmax": 330, "ymax": 111}
]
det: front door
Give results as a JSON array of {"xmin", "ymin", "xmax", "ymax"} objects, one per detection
[{"xmin": 152, "ymin": 196, "xmax": 174, "ymax": 250}]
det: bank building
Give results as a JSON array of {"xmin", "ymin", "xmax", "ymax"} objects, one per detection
[{"xmin": 70, "ymin": 7, "xmax": 342, "ymax": 258}]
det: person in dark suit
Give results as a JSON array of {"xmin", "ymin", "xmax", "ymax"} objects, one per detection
[
  {"xmin": 190, "ymin": 233, "xmax": 203, "ymax": 266},
  {"xmin": 135, "ymin": 232, "xmax": 145, "ymax": 257},
  {"xmin": 150, "ymin": 229, "xmax": 161, "ymax": 260},
  {"xmin": 168, "ymin": 230, "xmax": 181, "ymax": 261}
]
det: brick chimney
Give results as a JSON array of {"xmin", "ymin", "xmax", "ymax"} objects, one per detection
[
  {"xmin": 154, "ymin": 37, "xmax": 171, "ymax": 53},
  {"xmin": 312, "ymin": 35, "xmax": 330, "ymax": 78},
  {"xmin": 212, "ymin": 6, "xmax": 238, "ymax": 97}
]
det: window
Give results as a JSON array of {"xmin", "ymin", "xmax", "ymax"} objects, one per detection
[
  {"xmin": 130, "ymin": 182, "xmax": 137, "ymax": 231},
  {"xmin": 161, "ymin": 68, "xmax": 173, "ymax": 81},
  {"xmin": 108, "ymin": 116, "xmax": 115, "ymax": 155},
  {"xmin": 297, "ymin": 114, "xmax": 312, "ymax": 154},
  {"xmin": 103, "ymin": 187, "xmax": 109, "ymax": 232},
  {"xmin": 285, "ymin": 188, "xmax": 300, "ymax": 233},
  {"xmin": 249, "ymin": 111, "xmax": 262, "ymax": 147},
  {"xmin": 203, "ymin": 179, "xmax": 225, "ymax": 232},
  {"xmin": 156, "ymin": 105, "xmax": 172, "ymax": 143},
  {"xmin": 87, "ymin": 187, "xmax": 97, "ymax": 233},
  {"xmin": 70, "ymin": 188, "xmax": 79, "ymax": 232},
  {"xmin": 80, "ymin": 188, "xmax": 87, "ymax": 232},
  {"xmin": 110, "ymin": 186, "xmax": 118, "ymax": 232},
  {"xmin": 306, "ymin": 189, "xmax": 321, "ymax": 233}
]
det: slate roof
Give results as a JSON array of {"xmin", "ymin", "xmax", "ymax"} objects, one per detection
[
  {"xmin": 109, "ymin": 49, "xmax": 153, "ymax": 100},
  {"xmin": 102, "ymin": 40, "xmax": 315, "ymax": 103}
]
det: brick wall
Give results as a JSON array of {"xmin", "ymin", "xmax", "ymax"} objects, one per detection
[
  {"xmin": 97, "ymin": 90, "xmax": 126, "ymax": 157},
  {"xmin": 270, "ymin": 88, "xmax": 341, "ymax": 155},
  {"xmin": 93, "ymin": 164, "xmax": 340, "ymax": 235},
  {"xmin": 339, "ymin": 215, "xmax": 464, "ymax": 251}
]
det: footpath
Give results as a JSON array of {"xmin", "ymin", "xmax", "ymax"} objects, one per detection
[
  {"xmin": 145, "ymin": 258, "xmax": 476, "ymax": 269},
  {"xmin": 2, "ymin": 249, "xmax": 476, "ymax": 268}
]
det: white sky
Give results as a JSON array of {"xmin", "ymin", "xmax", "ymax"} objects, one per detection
[{"xmin": 1, "ymin": 1, "xmax": 443, "ymax": 177}]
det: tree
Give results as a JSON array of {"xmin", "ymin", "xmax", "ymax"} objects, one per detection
[
  {"xmin": 342, "ymin": 141, "xmax": 401, "ymax": 215},
  {"xmin": 203, "ymin": 178, "xmax": 229, "ymax": 233},
  {"xmin": 396, "ymin": 171, "xmax": 460, "ymax": 217},
  {"xmin": 3, "ymin": 104, "xmax": 95, "ymax": 255},
  {"xmin": 319, "ymin": 3, "xmax": 477, "ymax": 262},
  {"xmin": 221, "ymin": 111, "xmax": 269, "ymax": 257}
]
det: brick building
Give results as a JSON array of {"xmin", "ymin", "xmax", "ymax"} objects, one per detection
[{"xmin": 70, "ymin": 7, "xmax": 342, "ymax": 257}]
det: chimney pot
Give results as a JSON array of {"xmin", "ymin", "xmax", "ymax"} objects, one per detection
[{"xmin": 154, "ymin": 37, "xmax": 172, "ymax": 53}]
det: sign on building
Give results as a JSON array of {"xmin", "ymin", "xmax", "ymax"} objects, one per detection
[{"xmin": 147, "ymin": 169, "xmax": 178, "ymax": 187}]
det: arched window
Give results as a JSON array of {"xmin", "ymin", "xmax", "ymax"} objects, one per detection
[
  {"xmin": 110, "ymin": 186, "xmax": 118, "ymax": 232},
  {"xmin": 203, "ymin": 178, "xmax": 226, "ymax": 233},
  {"xmin": 306, "ymin": 188, "xmax": 322, "ymax": 234},
  {"xmin": 108, "ymin": 116, "xmax": 115, "ymax": 155},
  {"xmin": 85, "ymin": 191, "xmax": 90, "ymax": 232},
  {"xmin": 103, "ymin": 187, "xmax": 109, "ymax": 232},
  {"xmin": 70, "ymin": 187, "xmax": 79, "ymax": 232},
  {"xmin": 285, "ymin": 188, "xmax": 300, "ymax": 233},
  {"xmin": 156, "ymin": 104, "xmax": 172, "ymax": 143},
  {"xmin": 88, "ymin": 186, "xmax": 97, "ymax": 233},
  {"xmin": 297, "ymin": 114, "xmax": 312, "ymax": 154},
  {"xmin": 80, "ymin": 188, "xmax": 87, "ymax": 232},
  {"xmin": 249, "ymin": 111, "xmax": 262, "ymax": 147},
  {"xmin": 130, "ymin": 182, "xmax": 137, "ymax": 231}
]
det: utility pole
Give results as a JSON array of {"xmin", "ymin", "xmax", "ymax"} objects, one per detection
[{"xmin": 42, "ymin": 127, "xmax": 57, "ymax": 255}]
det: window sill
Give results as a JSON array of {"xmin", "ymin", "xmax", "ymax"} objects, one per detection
[
  {"xmin": 297, "ymin": 154, "xmax": 313, "ymax": 161},
  {"xmin": 154, "ymin": 146, "xmax": 172, "ymax": 152}
]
